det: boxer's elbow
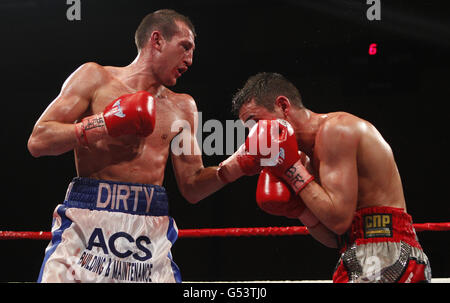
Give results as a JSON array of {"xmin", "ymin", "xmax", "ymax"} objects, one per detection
[
  {"xmin": 28, "ymin": 122, "xmax": 74, "ymax": 157},
  {"xmin": 28, "ymin": 123, "xmax": 51, "ymax": 157},
  {"xmin": 27, "ymin": 135, "xmax": 45, "ymax": 158},
  {"xmin": 27, "ymin": 131, "xmax": 56, "ymax": 158},
  {"xmin": 306, "ymin": 224, "xmax": 339, "ymax": 249},
  {"xmin": 176, "ymin": 180, "xmax": 198, "ymax": 204},
  {"xmin": 177, "ymin": 166, "xmax": 222, "ymax": 204},
  {"xmin": 186, "ymin": 196, "xmax": 201, "ymax": 204},
  {"xmin": 181, "ymin": 188, "xmax": 202, "ymax": 204},
  {"xmin": 180, "ymin": 180, "xmax": 209, "ymax": 204},
  {"xmin": 332, "ymin": 224, "xmax": 350, "ymax": 236},
  {"xmin": 317, "ymin": 212, "xmax": 351, "ymax": 236},
  {"xmin": 328, "ymin": 219, "xmax": 352, "ymax": 236}
]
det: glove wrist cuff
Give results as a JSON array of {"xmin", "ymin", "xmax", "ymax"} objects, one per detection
[
  {"xmin": 217, "ymin": 153, "xmax": 244, "ymax": 184},
  {"xmin": 75, "ymin": 113, "xmax": 107, "ymax": 147},
  {"xmin": 281, "ymin": 159, "xmax": 314, "ymax": 194}
]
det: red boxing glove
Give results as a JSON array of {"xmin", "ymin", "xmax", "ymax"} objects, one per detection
[
  {"xmin": 217, "ymin": 121, "xmax": 266, "ymax": 183},
  {"xmin": 217, "ymin": 119, "xmax": 314, "ymax": 188},
  {"xmin": 268, "ymin": 119, "xmax": 314, "ymax": 194},
  {"xmin": 256, "ymin": 169, "xmax": 320, "ymax": 227},
  {"xmin": 103, "ymin": 91, "xmax": 155, "ymax": 137},
  {"xmin": 256, "ymin": 169, "xmax": 305, "ymax": 218},
  {"xmin": 75, "ymin": 91, "xmax": 156, "ymax": 146}
]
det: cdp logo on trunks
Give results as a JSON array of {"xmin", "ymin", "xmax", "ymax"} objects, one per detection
[{"xmin": 363, "ymin": 214, "xmax": 392, "ymax": 238}]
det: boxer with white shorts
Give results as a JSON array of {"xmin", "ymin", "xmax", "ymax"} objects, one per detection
[
  {"xmin": 38, "ymin": 178, "xmax": 181, "ymax": 283},
  {"xmin": 29, "ymin": 10, "xmax": 229, "ymax": 283}
]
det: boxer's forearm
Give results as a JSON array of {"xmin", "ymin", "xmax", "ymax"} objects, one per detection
[
  {"xmin": 299, "ymin": 181, "xmax": 350, "ymax": 235},
  {"xmin": 28, "ymin": 121, "xmax": 79, "ymax": 157},
  {"xmin": 179, "ymin": 166, "xmax": 226, "ymax": 204}
]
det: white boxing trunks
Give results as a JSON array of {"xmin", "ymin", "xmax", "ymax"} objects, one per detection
[{"xmin": 38, "ymin": 177, "xmax": 181, "ymax": 283}]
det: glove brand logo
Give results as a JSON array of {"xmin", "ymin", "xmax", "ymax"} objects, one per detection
[
  {"xmin": 276, "ymin": 148, "xmax": 285, "ymax": 165},
  {"xmin": 111, "ymin": 100, "xmax": 126, "ymax": 118}
]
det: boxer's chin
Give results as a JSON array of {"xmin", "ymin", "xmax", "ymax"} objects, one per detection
[
  {"xmin": 163, "ymin": 75, "xmax": 178, "ymax": 87},
  {"xmin": 164, "ymin": 79, "xmax": 177, "ymax": 87}
]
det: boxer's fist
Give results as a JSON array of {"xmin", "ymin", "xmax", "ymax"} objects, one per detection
[
  {"xmin": 217, "ymin": 119, "xmax": 314, "ymax": 192},
  {"xmin": 103, "ymin": 91, "xmax": 155, "ymax": 137},
  {"xmin": 75, "ymin": 91, "xmax": 156, "ymax": 146},
  {"xmin": 256, "ymin": 169, "xmax": 305, "ymax": 218},
  {"xmin": 216, "ymin": 121, "xmax": 264, "ymax": 183},
  {"xmin": 256, "ymin": 168, "xmax": 320, "ymax": 227}
]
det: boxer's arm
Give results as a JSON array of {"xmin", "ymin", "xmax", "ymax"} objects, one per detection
[
  {"xmin": 306, "ymin": 223, "xmax": 338, "ymax": 248},
  {"xmin": 296, "ymin": 206, "xmax": 337, "ymax": 248},
  {"xmin": 170, "ymin": 97, "xmax": 225, "ymax": 204},
  {"xmin": 27, "ymin": 63, "xmax": 102, "ymax": 157},
  {"xmin": 295, "ymin": 153, "xmax": 337, "ymax": 247},
  {"xmin": 257, "ymin": 163, "xmax": 337, "ymax": 248},
  {"xmin": 298, "ymin": 123, "xmax": 358, "ymax": 235}
]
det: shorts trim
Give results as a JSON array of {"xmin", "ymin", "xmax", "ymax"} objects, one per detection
[{"xmin": 37, "ymin": 205, "xmax": 73, "ymax": 282}]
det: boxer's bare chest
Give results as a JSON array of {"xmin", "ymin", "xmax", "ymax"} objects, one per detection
[
  {"xmin": 91, "ymin": 78, "xmax": 182, "ymax": 145},
  {"xmin": 75, "ymin": 73, "xmax": 185, "ymax": 182}
]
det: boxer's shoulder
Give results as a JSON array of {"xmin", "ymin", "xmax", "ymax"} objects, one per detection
[
  {"xmin": 68, "ymin": 62, "xmax": 114, "ymax": 96},
  {"xmin": 315, "ymin": 112, "xmax": 365, "ymax": 158},
  {"xmin": 74, "ymin": 62, "xmax": 110, "ymax": 81},
  {"xmin": 163, "ymin": 88, "xmax": 195, "ymax": 106},
  {"xmin": 319, "ymin": 112, "xmax": 361, "ymax": 141},
  {"xmin": 80, "ymin": 63, "xmax": 146, "ymax": 91},
  {"xmin": 58, "ymin": 62, "xmax": 108, "ymax": 103},
  {"xmin": 323, "ymin": 111, "xmax": 364, "ymax": 126},
  {"xmin": 159, "ymin": 88, "xmax": 197, "ymax": 119},
  {"xmin": 323, "ymin": 112, "xmax": 380, "ymax": 140}
]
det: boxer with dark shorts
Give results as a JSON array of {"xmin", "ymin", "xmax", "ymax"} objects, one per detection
[
  {"xmin": 28, "ymin": 10, "xmax": 228, "ymax": 283},
  {"xmin": 219, "ymin": 72, "xmax": 431, "ymax": 283}
]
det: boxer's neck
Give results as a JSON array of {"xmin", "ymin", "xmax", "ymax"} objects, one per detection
[
  {"xmin": 122, "ymin": 52, "xmax": 165, "ymax": 96},
  {"xmin": 288, "ymin": 108, "xmax": 328, "ymax": 157}
]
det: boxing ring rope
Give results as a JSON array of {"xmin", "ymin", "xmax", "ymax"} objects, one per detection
[
  {"xmin": 1, "ymin": 222, "xmax": 449, "ymax": 240},
  {"xmin": 1, "ymin": 223, "xmax": 449, "ymax": 283}
]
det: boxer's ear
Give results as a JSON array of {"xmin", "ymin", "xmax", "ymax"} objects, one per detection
[
  {"xmin": 149, "ymin": 31, "xmax": 164, "ymax": 51},
  {"xmin": 275, "ymin": 96, "xmax": 291, "ymax": 117}
]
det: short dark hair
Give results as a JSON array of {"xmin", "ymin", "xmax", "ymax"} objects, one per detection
[
  {"xmin": 135, "ymin": 9, "xmax": 196, "ymax": 51},
  {"xmin": 231, "ymin": 72, "xmax": 304, "ymax": 116}
]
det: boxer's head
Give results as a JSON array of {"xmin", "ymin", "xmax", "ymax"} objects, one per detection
[
  {"xmin": 232, "ymin": 73, "xmax": 304, "ymax": 124},
  {"xmin": 135, "ymin": 9, "xmax": 196, "ymax": 86}
]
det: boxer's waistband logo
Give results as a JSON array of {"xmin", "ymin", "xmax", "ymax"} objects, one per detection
[
  {"xmin": 363, "ymin": 213, "xmax": 392, "ymax": 238},
  {"xmin": 96, "ymin": 182, "xmax": 154, "ymax": 213}
]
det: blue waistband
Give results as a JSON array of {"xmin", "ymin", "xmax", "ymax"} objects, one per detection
[{"xmin": 63, "ymin": 177, "xmax": 169, "ymax": 216}]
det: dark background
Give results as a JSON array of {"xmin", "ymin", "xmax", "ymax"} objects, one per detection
[{"xmin": 0, "ymin": 0, "xmax": 449, "ymax": 282}]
